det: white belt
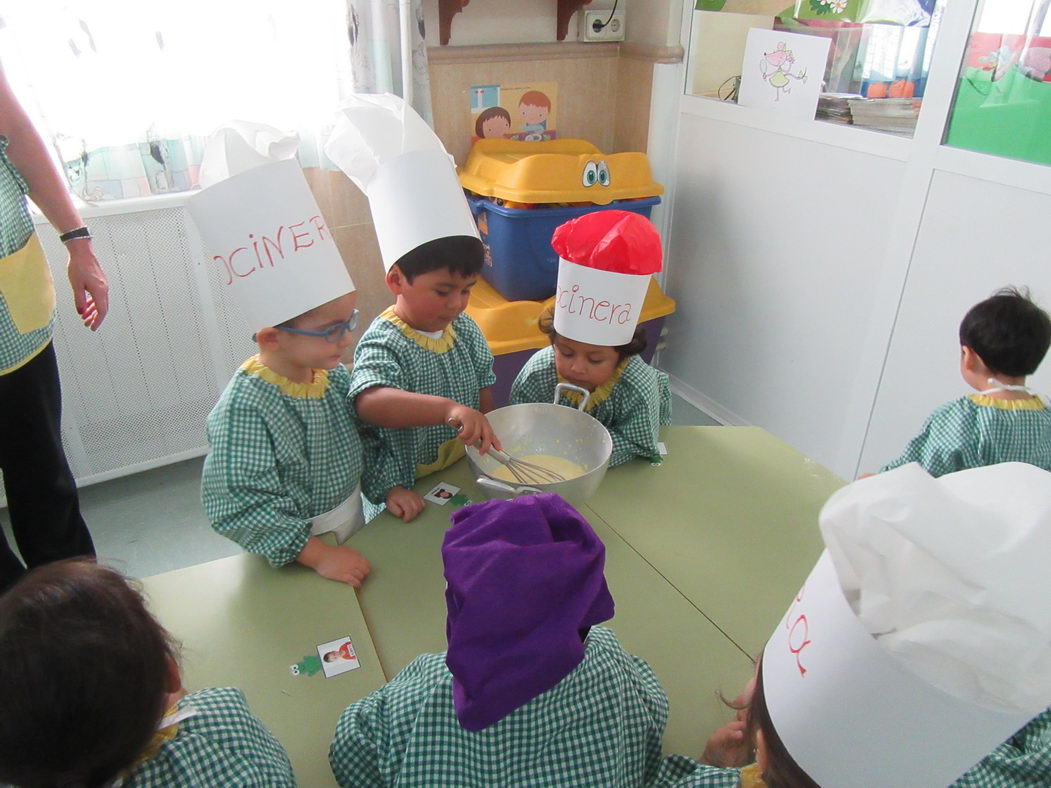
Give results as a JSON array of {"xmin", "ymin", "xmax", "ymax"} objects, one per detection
[{"xmin": 310, "ymin": 487, "xmax": 364, "ymax": 544}]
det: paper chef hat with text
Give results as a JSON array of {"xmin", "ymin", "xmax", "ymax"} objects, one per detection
[
  {"xmin": 323, "ymin": 93, "xmax": 480, "ymax": 272},
  {"xmin": 187, "ymin": 122, "xmax": 354, "ymax": 331},
  {"xmin": 763, "ymin": 462, "xmax": 1051, "ymax": 788},
  {"xmin": 551, "ymin": 211, "xmax": 662, "ymax": 346}
]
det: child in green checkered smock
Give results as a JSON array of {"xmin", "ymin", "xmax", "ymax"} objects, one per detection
[
  {"xmin": 511, "ymin": 338, "xmax": 671, "ymax": 467},
  {"xmin": 329, "ymin": 626, "xmax": 668, "ymax": 788},
  {"xmin": 349, "ymin": 237, "xmax": 498, "ymax": 523},
  {"xmin": 0, "ymin": 561, "xmax": 295, "ymax": 787},
  {"xmin": 511, "ymin": 211, "xmax": 671, "ymax": 468},
  {"xmin": 649, "ymin": 710, "xmax": 1051, "ymax": 787},
  {"xmin": 203, "ymin": 293, "xmax": 378, "ymax": 587},
  {"xmin": 329, "ymin": 495, "xmax": 668, "ymax": 788},
  {"xmin": 879, "ymin": 287, "xmax": 1051, "ymax": 477}
]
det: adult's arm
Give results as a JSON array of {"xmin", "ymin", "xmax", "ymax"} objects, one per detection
[{"xmin": 0, "ymin": 64, "xmax": 108, "ymax": 329}]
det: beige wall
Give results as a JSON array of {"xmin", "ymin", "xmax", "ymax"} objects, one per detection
[
  {"xmin": 429, "ymin": 47, "xmax": 619, "ymax": 165},
  {"xmin": 428, "ymin": 45, "xmax": 656, "ymax": 164}
]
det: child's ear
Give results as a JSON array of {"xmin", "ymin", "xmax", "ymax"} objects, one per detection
[
  {"xmin": 255, "ymin": 326, "xmax": 282, "ymax": 350},
  {"xmin": 386, "ymin": 265, "xmax": 406, "ymax": 295},
  {"xmin": 165, "ymin": 657, "xmax": 183, "ymax": 694},
  {"xmin": 961, "ymin": 345, "xmax": 985, "ymax": 373}
]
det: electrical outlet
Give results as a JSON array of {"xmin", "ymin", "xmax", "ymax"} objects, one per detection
[{"xmin": 582, "ymin": 9, "xmax": 625, "ymax": 42}]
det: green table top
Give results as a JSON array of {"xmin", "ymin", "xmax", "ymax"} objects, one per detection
[
  {"xmin": 141, "ymin": 553, "xmax": 386, "ymax": 788},
  {"xmin": 351, "ymin": 454, "xmax": 755, "ymax": 758},
  {"xmin": 587, "ymin": 426, "xmax": 844, "ymax": 657},
  {"xmin": 140, "ymin": 425, "xmax": 839, "ymax": 779}
]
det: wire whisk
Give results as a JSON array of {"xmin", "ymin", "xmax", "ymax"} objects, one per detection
[{"xmin": 488, "ymin": 449, "xmax": 566, "ymax": 485}]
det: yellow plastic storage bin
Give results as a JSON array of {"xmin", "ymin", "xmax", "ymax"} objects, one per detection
[
  {"xmin": 459, "ymin": 138, "xmax": 665, "ymax": 301},
  {"xmin": 459, "ymin": 138, "xmax": 664, "ymax": 206},
  {"xmin": 466, "ymin": 276, "xmax": 676, "ymax": 407}
]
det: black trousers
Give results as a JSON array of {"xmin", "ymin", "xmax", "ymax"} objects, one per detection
[{"xmin": 0, "ymin": 342, "xmax": 94, "ymax": 593}]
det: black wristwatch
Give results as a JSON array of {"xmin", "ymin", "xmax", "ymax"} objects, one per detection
[{"xmin": 59, "ymin": 226, "xmax": 92, "ymax": 243}]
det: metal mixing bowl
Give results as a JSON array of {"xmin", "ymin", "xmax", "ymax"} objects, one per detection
[{"xmin": 466, "ymin": 395, "xmax": 613, "ymax": 507}]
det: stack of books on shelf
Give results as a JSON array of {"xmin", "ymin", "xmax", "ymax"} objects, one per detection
[
  {"xmin": 817, "ymin": 94, "xmax": 860, "ymax": 125},
  {"xmin": 847, "ymin": 98, "xmax": 922, "ymax": 136}
]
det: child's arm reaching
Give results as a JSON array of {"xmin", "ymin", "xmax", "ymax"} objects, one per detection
[{"xmin": 355, "ymin": 387, "xmax": 501, "ymax": 453}]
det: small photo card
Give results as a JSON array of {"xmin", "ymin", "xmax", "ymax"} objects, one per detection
[
  {"xmin": 424, "ymin": 482, "xmax": 461, "ymax": 505},
  {"xmin": 737, "ymin": 28, "xmax": 831, "ymax": 119},
  {"xmin": 317, "ymin": 636, "xmax": 360, "ymax": 678}
]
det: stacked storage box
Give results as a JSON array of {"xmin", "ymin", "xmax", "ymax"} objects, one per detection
[{"xmin": 459, "ymin": 138, "xmax": 664, "ymax": 302}]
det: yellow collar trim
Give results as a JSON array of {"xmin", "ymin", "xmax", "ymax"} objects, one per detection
[
  {"xmin": 241, "ymin": 356, "xmax": 330, "ymax": 399},
  {"xmin": 739, "ymin": 763, "xmax": 767, "ymax": 787},
  {"xmin": 557, "ymin": 358, "xmax": 628, "ymax": 412},
  {"xmin": 130, "ymin": 704, "xmax": 182, "ymax": 769},
  {"xmin": 380, "ymin": 306, "xmax": 457, "ymax": 354},
  {"xmin": 968, "ymin": 393, "xmax": 1045, "ymax": 411}
]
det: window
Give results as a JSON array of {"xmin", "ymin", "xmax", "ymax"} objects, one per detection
[{"xmin": 0, "ymin": 0, "xmax": 352, "ymax": 200}]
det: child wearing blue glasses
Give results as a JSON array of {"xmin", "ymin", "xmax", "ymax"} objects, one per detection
[{"xmin": 202, "ymin": 292, "xmax": 383, "ymax": 587}]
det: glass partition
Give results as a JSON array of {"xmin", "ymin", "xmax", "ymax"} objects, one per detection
[
  {"xmin": 943, "ymin": 0, "xmax": 1051, "ymax": 166},
  {"xmin": 685, "ymin": 0, "xmax": 945, "ymax": 136}
]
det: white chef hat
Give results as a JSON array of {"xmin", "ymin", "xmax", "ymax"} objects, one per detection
[
  {"xmin": 324, "ymin": 93, "xmax": 480, "ymax": 273},
  {"xmin": 187, "ymin": 122, "xmax": 354, "ymax": 331},
  {"xmin": 762, "ymin": 462, "xmax": 1051, "ymax": 788}
]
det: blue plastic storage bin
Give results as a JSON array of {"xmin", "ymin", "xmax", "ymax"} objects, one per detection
[{"xmin": 467, "ymin": 195, "xmax": 661, "ymax": 302}]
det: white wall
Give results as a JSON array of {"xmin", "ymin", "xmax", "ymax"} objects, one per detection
[
  {"xmin": 660, "ymin": 107, "xmax": 904, "ymax": 476},
  {"xmin": 857, "ymin": 171, "xmax": 1051, "ymax": 473},
  {"xmin": 660, "ymin": 0, "xmax": 1051, "ymax": 479}
]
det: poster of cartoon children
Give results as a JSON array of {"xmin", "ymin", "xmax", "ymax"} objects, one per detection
[{"xmin": 469, "ymin": 82, "xmax": 558, "ymax": 144}]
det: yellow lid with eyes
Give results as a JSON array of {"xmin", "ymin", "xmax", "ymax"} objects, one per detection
[{"xmin": 458, "ymin": 138, "xmax": 663, "ymax": 206}]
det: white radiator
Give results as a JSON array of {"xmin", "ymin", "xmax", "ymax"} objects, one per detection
[{"xmin": 33, "ymin": 201, "xmax": 256, "ymax": 488}]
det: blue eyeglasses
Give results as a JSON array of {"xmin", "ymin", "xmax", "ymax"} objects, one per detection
[{"xmin": 277, "ymin": 309, "xmax": 360, "ymax": 343}]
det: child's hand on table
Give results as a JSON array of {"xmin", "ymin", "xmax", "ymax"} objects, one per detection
[
  {"xmin": 387, "ymin": 486, "xmax": 425, "ymax": 522},
  {"xmin": 297, "ymin": 538, "xmax": 371, "ymax": 587},
  {"xmin": 445, "ymin": 404, "xmax": 502, "ymax": 454}
]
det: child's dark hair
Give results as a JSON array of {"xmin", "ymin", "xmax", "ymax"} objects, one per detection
[
  {"xmin": 959, "ymin": 286, "xmax": 1051, "ymax": 377},
  {"xmin": 474, "ymin": 106, "xmax": 511, "ymax": 138},
  {"xmin": 0, "ymin": 560, "xmax": 179, "ymax": 788},
  {"xmin": 393, "ymin": 235, "xmax": 484, "ymax": 283},
  {"xmin": 538, "ymin": 306, "xmax": 647, "ymax": 360},
  {"xmin": 745, "ymin": 658, "xmax": 819, "ymax": 788}
]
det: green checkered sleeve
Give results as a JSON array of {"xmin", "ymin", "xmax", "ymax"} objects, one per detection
[
  {"xmin": 880, "ymin": 400, "xmax": 969, "ymax": 477},
  {"xmin": 649, "ymin": 755, "xmax": 743, "ymax": 787},
  {"xmin": 462, "ymin": 316, "xmax": 497, "ymax": 391},
  {"xmin": 0, "ymin": 135, "xmax": 35, "ymax": 258},
  {"xmin": 879, "ymin": 396, "xmax": 1051, "ymax": 477},
  {"xmin": 952, "ymin": 709, "xmax": 1051, "ymax": 787},
  {"xmin": 126, "ymin": 687, "xmax": 295, "ymax": 786},
  {"xmin": 349, "ymin": 314, "xmax": 495, "ymax": 500},
  {"xmin": 330, "ymin": 626, "xmax": 669, "ymax": 787},
  {"xmin": 596, "ymin": 357, "xmax": 672, "ymax": 467},
  {"xmin": 202, "ymin": 394, "xmax": 312, "ymax": 567}
]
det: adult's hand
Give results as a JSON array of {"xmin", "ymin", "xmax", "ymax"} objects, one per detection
[{"xmin": 66, "ymin": 239, "xmax": 109, "ymax": 329}]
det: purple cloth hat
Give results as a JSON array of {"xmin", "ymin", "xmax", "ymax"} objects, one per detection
[{"xmin": 442, "ymin": 493, "xmax": 615, "ymax": 731}]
